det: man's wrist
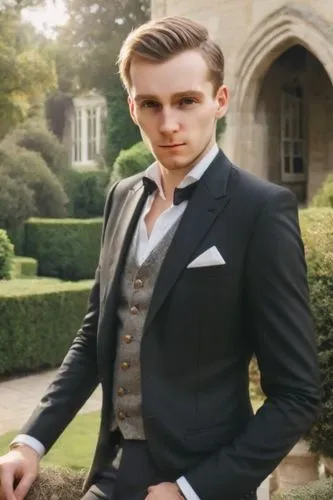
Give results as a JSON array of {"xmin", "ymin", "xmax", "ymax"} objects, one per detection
[
  {"xmin": 10, "ymin": 434, "xmax": 45, "ymax": 457},
  {"xmin": 9, "ymin": 442, "xmax": 40, "ymax": 459}
]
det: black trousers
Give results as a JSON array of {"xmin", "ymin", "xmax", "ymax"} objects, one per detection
[
  {"xmin": 81, "ymin": 440, "xmax": 170, "ymax": 500},
  {"xmin": 81, "ymin": 438, "xmax": 257, "ymax": 500}
]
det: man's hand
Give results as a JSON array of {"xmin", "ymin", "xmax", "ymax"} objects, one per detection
[
  {"xmin": 0, "ymin": 446, "xmax": 40, "ymax": 500},
  {"xmin": 145, "ymin": 482, "xmax": 184, "ymax": 499}
]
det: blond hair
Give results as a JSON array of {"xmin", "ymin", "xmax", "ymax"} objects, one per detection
[{"xmin": 118, "ymin": 16, "xmax": 224, "ymax": 94}]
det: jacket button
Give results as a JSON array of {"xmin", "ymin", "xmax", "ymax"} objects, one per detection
[
  {"xmin": 130, "ymin": 306, "xmax": 138, "ymax": 314},
  {"xmin": 117, "ymin": 387, "xmax": 126, "ymax": 397},
  {"xmin": 121, "ymin": 362, "xmax": 130, "ymax": 370},
  {"xmin": 134, "ymin": 278, "xmax": 143, "ymax": 289},
  {"xmin": 123, "ymin": 335, "xmax": 133, "ymax": 344},
  {"xmin": 118, "ymin": 411, "xmax": 126, "ymax": 420}
]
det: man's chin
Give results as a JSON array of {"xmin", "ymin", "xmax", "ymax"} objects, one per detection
[{"xmin": 155, "ymin": 154, "xmax": 195, "ymax": 172}]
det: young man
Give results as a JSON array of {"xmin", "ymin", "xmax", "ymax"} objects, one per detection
[{"xmin": 0, "ymin": 16, "xmax": 319, "ymax": 500}]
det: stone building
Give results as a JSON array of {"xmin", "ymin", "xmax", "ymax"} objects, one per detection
[
  {"xmin": 152, "ymin": 0, "xmax": 333, "ymax": 203},
  {"xmin": 65, "ymin": 92, "xmax": 107, "ymax": 170}
]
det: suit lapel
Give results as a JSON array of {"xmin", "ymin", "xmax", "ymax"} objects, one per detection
[
  {"xmin": 145, "ymin": 150, "xmax": 232, "ymax": 331},
  {"xmin": 101, "ymin": 181, "xmax": 146, "ymax": 313}
]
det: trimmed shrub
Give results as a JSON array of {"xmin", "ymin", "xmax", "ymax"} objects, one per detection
[
  {"xmin": 3, "ymin": 118, "xmax": 70, "ymax": 178},
  {"xmin": 0, "ymin": 230, "xmax": 14, "ymax": 280},
  {"xmin": 111, "ymin": 141, "xmax": 154, "ymax": 183},
  {"xmin": 272, "ymin": 478, "xmax": 333, "ymax": 499},
  {"xmin": 299, "ymin": 208, "xmax": 333, "ymax": 457},
  {"xmin": 24, "ymin": 218, "xmax": 103, "ymax": 281},
  {"xmin": 11, "ymin": 256, "xmax": 37, "ymax": 278},
  {"xmin": 6, "ymin": 225, "xmax": 26, "ymax": 256},
  {"xmin": 0, "ymin": 170, "xmax": 35, "ymax": 231},
  {"xmin": 0, "ymin": 144, "xmax": 68, "ymax": 230},
  {"xmin": 311, "ymin": 174, "xmax": 333, "ymax": 208},
  {"xmin": 14, "ymin": 147, "xmax": 68, "ymax": 218},
  {"xmin": 0, "ymin": 279, "xmax": 93, "ymax": 374},
  {"xmin": 65, "ymin": 169, "xmax": 108, "ymax": 218}
]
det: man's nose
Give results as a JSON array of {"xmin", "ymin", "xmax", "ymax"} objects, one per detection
[{"xmin": 159, "ymin": 109, "xmax": 180, "ymax": 134}]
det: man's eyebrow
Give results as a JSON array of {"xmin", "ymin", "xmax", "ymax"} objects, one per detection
[{"xmin": 134, "ymin": 91, "xmax": 204, "ymax": 102}]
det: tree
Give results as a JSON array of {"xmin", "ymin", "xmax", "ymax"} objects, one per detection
[
  {"xmin": 60, "ymin": 0, "xmax": 150, "ymax": 92},
  {"xmin": 57, "ymin": 0, "xmax": 150, "ymax": 166},
  {"xmin": 0, "ymin": 6, "xmax": 56, "ymax": 138}
]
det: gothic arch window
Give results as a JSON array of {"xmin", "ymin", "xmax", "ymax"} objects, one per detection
[{"xmin": 280, "ymin": 81, "xmax": 306, "ymax": 182}]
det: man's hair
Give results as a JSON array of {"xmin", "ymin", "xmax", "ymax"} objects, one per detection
[{"xmin": 118, "ymin": 16, "xmax": 224, "ymax": 94}]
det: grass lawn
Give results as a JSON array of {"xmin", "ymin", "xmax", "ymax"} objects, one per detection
[
  {"xmin": 0, "ymin": 397, "xmax": 264, "ymax": 470},
  {"xmin": 0, "ymin": 412, "xmax": 100, "ymax": 470}
]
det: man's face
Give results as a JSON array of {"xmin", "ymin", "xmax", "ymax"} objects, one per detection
[{"xmin": 128, "ymin": 50, "xmax": 228, "ymax": 172}]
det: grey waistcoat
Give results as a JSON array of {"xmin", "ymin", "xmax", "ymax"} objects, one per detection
[{"xmin": 111, "ymin": 216, "xmax": 181, "ymax": 439}]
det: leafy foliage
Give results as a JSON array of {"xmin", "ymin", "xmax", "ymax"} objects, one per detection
[
  {"xmin": 105, "ymin": 79, "xmax": 141, "ymax": 167},
  {"xmin": 299, "ymin": 208, "xmax": 333, "ymax": 457},
  {"xmin": 0, "ymin": 229, "xmax": 14, "ymax": 280},
  {"xmin": 59, "ymin": 0, "xmax": 150, "ymax": 92},
  {"xmin": 0, "ymin": 143, "xmax": 67, "ymax": 230},
  {"xmin": 24, "ymin": 218, "xmax": 103, "ymax": 280},
  {"xmin": 0, "ymin": 279, "xmax": 93, "ymax": 375},
  {"xmin": 54, "ymin": 0, "xmax": 150, "ymax": 164},
  {"xmin": 111, "ymin": 141, "xmax": 154, "ymax": 182},
  {"xmin": 4, "ymin": 117, "xmax": 70, "ymax": 178},
  {"xmin": 0, "ymin": 6, "xmax": 56, "ymax": 138},
  {"xmin": 11, "ymin": 256, "xmax": 37, "ymax": 278},
  {"xmin": 65, "ymin": 169, "xmax": 109, "ymax": 218}
]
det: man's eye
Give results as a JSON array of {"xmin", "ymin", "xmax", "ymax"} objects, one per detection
[
  {"xmin": 179, "ymin": 97, "xmax": 197, "ymax": 106},
  {"xmin": 141, "ymin": 101, "xmax": 159, "ymax": 109}
]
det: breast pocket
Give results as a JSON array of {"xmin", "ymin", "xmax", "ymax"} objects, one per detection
[{"xmin": 184, "ymin": 264, "xmax": 228, "ymax": 280}]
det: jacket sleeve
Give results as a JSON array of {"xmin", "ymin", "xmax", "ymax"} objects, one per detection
[
  {"xmin": 20, "ymin": 182, "xmax": 118, "ymax": 453},
  {"xmin": 184, "ymin": 188, "xmax": 320, "ymax": 500}
]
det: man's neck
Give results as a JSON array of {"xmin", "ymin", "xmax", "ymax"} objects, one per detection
[{"xmin": 158, "ymin": 142, "xmax": 218, "ymax": 202}]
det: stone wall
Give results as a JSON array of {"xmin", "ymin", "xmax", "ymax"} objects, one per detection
[{"xmin": 152, "ymin": 0, "xmax": 333, "ymax": 202}]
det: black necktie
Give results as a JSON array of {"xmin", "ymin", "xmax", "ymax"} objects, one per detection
[{"xmin": 142, "ymin": 176, "xmax": 198, "ymax": 205}]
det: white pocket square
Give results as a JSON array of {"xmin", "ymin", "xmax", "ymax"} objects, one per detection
[{"xmin": 187, "ymin": 246, "xmax": 226, "ymax": 268}]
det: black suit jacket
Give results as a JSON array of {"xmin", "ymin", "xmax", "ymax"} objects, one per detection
[{"xmin": 21, "ymin": 151, "xmax": 320, "ymax": 499}]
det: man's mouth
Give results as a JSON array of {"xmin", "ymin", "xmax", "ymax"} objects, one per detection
[{"xmin": 159, "ymin": 143, "xmax": 185, "ymax": 148}]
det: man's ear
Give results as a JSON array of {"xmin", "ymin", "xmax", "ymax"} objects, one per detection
[
  {"xmin": 215, "ymin": 85, "xmax": 229, "ymax": 119},
  {"xmin": 128, "ymin": 96, "xmax": 138, "ymax": 125}
]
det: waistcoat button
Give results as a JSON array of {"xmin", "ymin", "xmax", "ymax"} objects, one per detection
[
  {"xmin": 134, "ymin": 278, "xmax": 144, "ymax": 289},
  {"xmin": 117, "ymin": 387, "xmax": 126, "ymax": 397},
  {"xmin": 121, "ymin": 362, "xmax": 130, "ymax": 370},
  {"xmin": 123, "ymin": 335, "xmax": 133, "ymax": 344},
  {"xmin": 130, "ymin": 306, "xmax": 139, "ymax": 315},
  {"xmin": 118, "ymin": 411, "xmax": 126, "ymax": 420}
]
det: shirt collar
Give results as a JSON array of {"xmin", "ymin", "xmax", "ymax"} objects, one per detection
[{"xmin": 144, "ymin": 143, "xmax": 219, "ymax": 200}]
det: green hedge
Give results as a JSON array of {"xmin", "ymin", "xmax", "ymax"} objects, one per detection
[
  {"xmin": 0, "ymin": 229, "xmax": 14, "ymax": 280},
  {"xmin": 24, "ymin": 218, "xmax": 103, "ymax": 281},
  {"xmin": 299, "ymin": 208, "xmax": 333, "ymax": 457},
  {"xmin": 272, "ymin": 478, "xmax": 333, "ymax": 499},
  {"xmin": 65, "ymin": 169, "xmax": 108, "ymax": 218},
  {"xmin": 0, "ymin": 279, "xmax": 93, "ymax": 375},
  {"xmin": 11, "ymin": 256, "xmax": 37, "ymax": 278}
]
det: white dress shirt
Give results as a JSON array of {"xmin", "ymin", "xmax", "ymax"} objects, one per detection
[{"xmin": 12, "ymin": 144, "xmax": 219, "ymax": 500}]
